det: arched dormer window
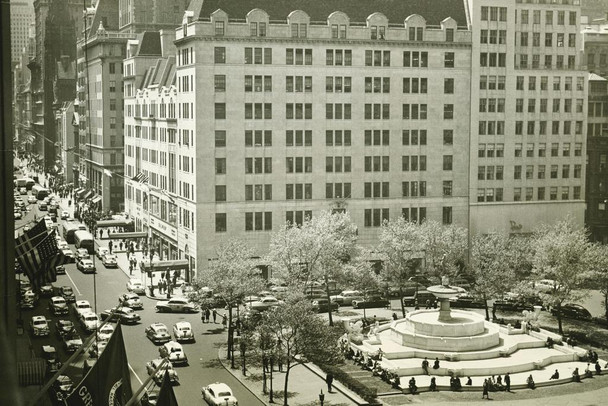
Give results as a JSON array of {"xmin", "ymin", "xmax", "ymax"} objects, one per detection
[
  {"xmin": 405, "ymin": 14, "xmax": 426, "ymax": 41},
  {"xmin": 287, "ymin": 10, "xmax": 310, "ymax": 39},
  {"xmin": 210, "ymin": 9, "xmax": 228, "ymax": 37},
  {"xmin": 367, "ymin": 13, "xmax": 388, "ymax": 40},
  {"xmin": 247, "ymin": 9, "xmax": 269, "ymax": 37},
  {"xmin": 328, "ymin": 11, "xmax": 349, "ymax": 39},
  {"xmin": 441, "ymin": 17, "xmax": 457, "ymax": 42}
]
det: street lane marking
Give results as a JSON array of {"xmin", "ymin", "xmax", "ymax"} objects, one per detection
[
  {"xmin": 129, "ymin": 363, "xmax": 143, "ymax": 385},
  {"xmin": 65, "ymin": 270, "xmax": 82, "ymax": 296}
]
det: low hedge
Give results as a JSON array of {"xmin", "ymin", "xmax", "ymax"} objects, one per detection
[{"xmin": 317, "ymin": 363, "xmax": 379, "ymax": 404}]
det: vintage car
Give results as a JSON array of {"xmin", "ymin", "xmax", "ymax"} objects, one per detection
[
  {"xmin": 102, "ymin": 254, "xmax": 118, "ymax": 268},
  {"xmin": 158, "ymin": 341, "xmax": 188, "ymax": 366},
  {"xmin": 352, "ymin": 295, "xmax": 391, "ymax": 309},
  {"xmin": 79, "ymin": 311, "xmax": 100, "ymax": 332},
  {"xmin": 145, "ymin": 322, "xmax": 171, "ymax": 344},
  {"xmin": 100, "ymin": 306, "xmax": 141, "ymax": 324},
  {"xmin": 73, "ymin": 300, "xmax": 93, "ymax": 317},
  {"xmin": 126, "ymin": 278, "xmax": 145, "ymax": 295},
  {"xmin": 119, "ymin": 292, "xmax": 144, "ymax": 310},
  {"xmin": 55, "ymin": 319, "xmax": 75, "ymax": 338},
  {"xmin": 201, "ymin": 382, "xmax": 238, "ymax": 406},
  {"xmin": 155, "ymin": 297, "xmax": 198, "ymax": 313},
  {"xmin": 49, "ymin": 296, "xmax": 69, "ymax": 315},
  {"xmin": 311, "ymin": 298, "xmax": 339, "ymax": 313},
  {"xmin": 63, "ymin": 330, "xmax": 83, "ymax": 353},
  {"xmin": 330, "ymin": 290, "xmax": 364, "ymax": 306},
  {"xmin": 76, "ymin": 259, "xmax": 96, "ymax": 274},
  {"xmin": 146, "ymin": 359, "xmax": 178, "ymax": 385},
  {"xmin": 59, "ymin": 286, "xmax": 76, "ymax": 303},
  {"xmin": 30, "ymin": 315, "xmax": 50, "ymax": 337},
  {"xmin": 97, "ymin": 323, "xmax": 115, "ymax": 341},
  {"xmin": 173, "ymin": 321, "xmax": 195, "ymax": 343},
  {"xmin": 247, "ymin": 296, "xmax": 282, "ymax": 312},
  {"xmin": 42, "ymin": 345, "xmax": 62, "ymax": 373}
]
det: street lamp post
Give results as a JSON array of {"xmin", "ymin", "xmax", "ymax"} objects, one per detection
[{"xmin": 319, "ymin": 389, "xmax": 325, "ymax": 406}]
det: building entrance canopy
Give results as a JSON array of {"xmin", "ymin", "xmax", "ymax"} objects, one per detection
[{"xmin": 140, "ymin": 259, "xmax": 189, "ymax": 272}]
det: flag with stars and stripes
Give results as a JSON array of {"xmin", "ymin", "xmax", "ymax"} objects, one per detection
[
  {"xmin": 16, "ymin": 229, "xmax": 68, "ymax": 291},
  {"xmin": 132, "ymin": 171, "xmax": 148, "ymax": 184},
  {"xmin": 15, "ymin": 219, "xmax": 48, "ymax": 263}
]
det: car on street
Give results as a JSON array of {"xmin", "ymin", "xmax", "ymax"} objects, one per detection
[
  {"xmin": 159, "ymin": 341, "xmax": 188, "ymax": 366},
  {"xmin": 39, "ymin": 202, "xmax": 48, "ymax": 211},
  {"xmin": 59, "ymin": 286, "xmax": 76, "ymax": 303},
  {"xmin": 102, "ymin": 254, "xmax": 118, "ymax": 268},
  {"xmin": 63, "ymin": 330, "xmax": 83, "ymax": 353},
  {"xmin": 311, "ymin": 298, "xmax": 339, "ymax": 313},
  {"xmin": 119, "ymin": 292, "xmax": 143, "ymax": 309},
  {"xmin": 145, "ymin": 322, "xmax": 171, "ymax": 344},
  {"xmin": 14, "ymin": 210, "xmax": 22, "ymax": 219},
  {"xmin": 60, "ymin": 210, "xmax": 70, "ymax": 220},
  {"xmin": 450, "ymin": 293, "xmax": 486, "ymax": 309},
  {"xmin": 55, "ymin": 319, "xmax": 75, "ymax": 338},
  {"xmin": 42, "ymin": 345, "xmax": 61, "ymax": 374},
  {"xmin": 551, "ymin": 303, "xmax": 592, "ymax": 320},
  {"xmin": 96, "ymin": 247, "xmax": 109, "ymax": 259},
  {"xmin": 30, "ymin": 315, "xmax": 50, "ymax": 337},
  {"xmin": 247, "ymin": 296, "xmax": 282, "ymax": 312},
  {"xmin": 55, "ymin": 265, "xmax": 66, "ymax": 275},
  {"xmin": 76, "ymin": 248, "xmax": 90, "ymax": 260},
  {"xmin": 352, "ymin": 295, "xmax": 391, "ymax": 309},
  {"xmin": 57, "ymin": 240, "xmax": 69, "ymax": 250},
  {"xmin": 141, "ymin": 389, "xmax": 160, "ymax": 406},
  {"xmin": 330, "ymin": 290, "xmax": 364, "ymax": 306},
  {"xmin": 79, "ymin": 311, "xmax": 100, "ymax": 332},
  {"xmin": 126, "ymin": 278, "xmax": 145, "ymax": 295},
  {"xmin": 61, "ymin": 248, "xmax": 75, "ymax": 261},
  {"xmin": 155, "ymin": 297, "xmax": 198, "ymax": 313},
  {"xmin": 173, "ymin": 321, "xmax": 195, "ymax": 343},
  {"xmin": 40, "ymin": 283, "xmax": 54, "ymax": 297},
  {"xmin": 146, "ymin": 358, "xmax": 179, "ymax": 385},
  {"xmin": 27, "ymin": 195, "xmax": 37, "ymax": 204},
  {"xmin": 100, "ymin": 306, "xmax": 141, "ymax": 324},
  {"xmin": 202, "ymin": 382, "xmax": 238, "ymax": 406},
  {"xmin": 49, "ymin": 296, "xmax": 69, "ymax": 315},
  {"xmin": 97, "ymin": 324, "xmax": 115, "ymax": 341},
  {"xmin": 73, "ymin": 300, "xmax": 93, "ymax": 317},
  {"xmin": 50, "ymin": 375, "xmax": 73, "ymax": 402},
  {"xmin": 77, "ymin": 259, "xmax": 96, "ymax": 274},
  {"xmin": 19, "ymin": 187, "xmax": 27, "ymax": 195}
]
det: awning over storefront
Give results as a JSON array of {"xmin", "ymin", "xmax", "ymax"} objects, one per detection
[
  {"xmin": 91, "ymin": 195, "xmax": 102, "ymax": 204},
  {"xmin": 109, "ymin": 231, "xmax": 147, "ymax": 239},
  {"xmin": 141, "ymin": 259, "xmax": 189, "ymax": 272},
  {"xmin": 83, "ymin": 190, "xmax": 94, "ymax": 199},
  {"xmin": 76, "ymin": 188, "xmax": 86, "ymax": 198}
]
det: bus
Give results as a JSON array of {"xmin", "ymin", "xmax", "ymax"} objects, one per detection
[
  {"xmin": 15, "ymin": 178, "xmax": 36, "ymax": 190},
  {"xmin": 31, "ymin": 185, "xmax": 50, "ymax": 200},
  {"xmin": 74, "ymin": 230, "xmax": 95, "ymax": 254},
  {"xmin": 63, "ymin": 222, "xmax": 87, "ymax": 244}
]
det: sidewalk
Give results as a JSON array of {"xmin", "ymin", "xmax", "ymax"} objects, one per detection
[{"xmin": 218, "ymin": 347, "xmax": 366, "ymax": 406}]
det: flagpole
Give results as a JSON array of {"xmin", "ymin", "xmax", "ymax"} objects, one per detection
[{"xmin": 124, "ymin": 357, "xmax": 168, "ymax": 406}]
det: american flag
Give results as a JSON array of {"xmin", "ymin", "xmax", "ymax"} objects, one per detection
[
  {"xmin": 15, "ymin": 219, "xmax": 48, "ymax": 261},
  {"xmin": 132, "ymin": 171, "xmax": 149, "ymax": 183},
  {"xmin": 16, "ymin": 229, "xmax": 68, "ymax": 291}
]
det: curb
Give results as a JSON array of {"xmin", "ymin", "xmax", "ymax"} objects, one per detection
[
  {"xmin": 302, "ymin": 361, "xmax": 373, "ymax": 405},
  {"xmin": 217, "ymin": 345, "xmax": 270, "ymax": 406}
]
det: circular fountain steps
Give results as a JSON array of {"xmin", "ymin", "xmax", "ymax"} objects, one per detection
[{"xmin": 391, "ymin": 309, "xmax": 500, "ymax": 352}]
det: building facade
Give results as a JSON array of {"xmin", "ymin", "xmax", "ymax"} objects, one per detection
[
  {"xmin": 164, "ymin": 0, "xmax": 473, "ymax": 266},
  {"xmin": 10, "ymin": 0, "xmax": 34, "ymax": 66},
  {"xmin": 467, "ymin": 0, "xmax": 587, "ymax": 236}
]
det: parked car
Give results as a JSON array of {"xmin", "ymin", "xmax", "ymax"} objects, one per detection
[
  {"xmin": 126, "ymin": 278, "xmax": 145, "ymax": 295},
  {"xmin": 27, "ymin": 195, "xmax": 37, "ymax": 204},
  {"xmin": 96, "ymin": 246, "xmax": 109, "ymax": 259},
  {"xmin": 330, "ymin": 290, "xmax": 364, "ymax": 306},
  {"xmin": 55, "ymin": 265, "xmax": 66, "ymax": 275},
  {"xmin": 146, "ymin": 359, "xmax": 178, "ymax": 385},
  {"xmin": 73, "ymin": 300, "xmax": 93, "ymax": 317},
  {"xmin": 202, "ymin": 382, "xmax": 238, "ymax": 406},
  {"xmin": 352, "ymin": 295, "xmax": 390, "ymax": 309},
  {"xmin": 402, "ymin": 290, "xmax": 437, "ymax": 307},
  {"xmin": 60, "ymin": 210, "xmax": 70, "ymax": 220},
  {"xmin": 61, "ymin": 248, "xmax": 75, "ymax": 262},
  {"xmin": 55, "ymin": 319, "xmax": 75, "ymax": 339},
  {"xmin": 30, "ymin": 315, "xmax": 50, "ymax": 337},
  {"xmin": 63, "ymin": 330, "xmax": 83, "ymax": 353},
  {"xmin": 119, "ymin": 292, "xmax": 143, "ymax": 310},
  {"xmin": 247, "ymin": 296, "xmax": 282, "ymax": 312},
  {"xmin": 59, "ymin": 286, "xmax": 76, "ymax": 303},
  {"xmin": 551, "ymin": 304, "xmax": 592, "ymax": 320},
  {"xmin": 100, "ymin": 306, "xmax": 141, "ymax": 324},
  {"xmin": 145, "ymin": 322, "xmax": 172, "ymax": 344},
  {"xmin": 49, "ymin": 296, "xmax": 69, "ymax": 315},
  {"xmin": 79, "ymin": 311, "xmax": 100, "ymax": 332},
  {"xmin": 311, "ymin": 298, "xmax": 339, "ymax": 313},
  {"xmin": 14, "ymin": 210, "xmax": 22, "ymax": 220},
  {"xmin": 141, "ymin": 390, "xmax": 160, "ymax": 406},
  {"xmin": 50, "ymin": 375, "xmax": 73, "ymax": 402},
  {"xmin": 76, "ymin": 248, "xmax": 90, "ymax": 260},
  {"xmin": 173, "ymin": 321, "xmax": 195, "ymax": 343},
  {"xmin": 40, "ymin": 283, "xmax": 54, "ymax": 297},
  {"xmin": 102, "ymin": 254, "xmax": 118, "ymax": 268},
  {"xmin": 97, "ymin": 323, "xmax": 115, "ymax": 341},
  {"xmin": 450, "ymin": 293, "xmax": 486, "ymax": 309},
  {"xmin": 159, "ymin": 341, "xmax": 188, "ymax": 366},
  {"xmin": 155, "ymin": 297, "xmax": 198, "ymax": 313},
  {"xmin": 42, "ymin": 345, "xmax": 61, "ymax": 373},
  {"xmin": 77, "ymin": 259, "xmax": 96, "ymax": 274}
]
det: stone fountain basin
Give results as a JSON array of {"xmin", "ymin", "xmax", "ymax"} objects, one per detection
[{"xmin": 427, "ymin": 285, "xmax": 460, "ymax": 299}]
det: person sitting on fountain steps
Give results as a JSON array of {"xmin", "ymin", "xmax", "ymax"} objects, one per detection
[
  {"xmin": 429, "ymin": 377, "xmax": 437, "ymax": 391},
  {"xmin": 421, "ymin": 357, "xmax": 430, "ymax": 375},
  {"xmin": 408, "ymin": 377, "xmax": 418, "ymax": 395},
  {"xmin": 550, "ymin": 369, "xmax": 559, "ymax": 380},
  {"xmin": 527, "ymin": 374, "xmax": 536, "ymax": 389},
  {"xmin": 433, "ymin": 357, "xmax": 440, "ymax": 369},
  {"xmin": 572, "ymin": 367, "xmax": 581, "ymax": 382}
]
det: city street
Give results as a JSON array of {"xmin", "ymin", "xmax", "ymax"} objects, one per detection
[{"xmin": 16, "ymin": 186, "xmax": 264, "ymax": 405}]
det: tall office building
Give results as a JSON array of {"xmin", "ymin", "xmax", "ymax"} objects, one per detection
[
  {"xmin": 467, "ymin": 0, "xmax": 587, "ymax": 236},
  {"xmin": 77, "ymin": 0, "xmax": 187, "ymax": 210},
  {"xmin": 9, "ymin": 0, "xmax": 34, "ymax": 65},
  {"xmin": 125, "ymin": 0, "xmax": 473, "ymax": 269}
]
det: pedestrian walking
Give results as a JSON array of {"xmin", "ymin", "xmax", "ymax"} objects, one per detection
[
  {"xmin": 504, "ymin": 372, "xmax": 511, "ymax": 392},
  {"xmin": 326, "ymin": 373, "xmax": 334, "ymax": 393},
  {"xmin": 119, "ymin": 241, "xmax": 123, "ymax": 251},
  {"xmin": 205, "ymin": 308, "xmax": 210, "ymax": 323},
  {"xmin": 482, "ymin": 378, "xmax": 489, "ymax": 399},
  {"xmin": 212, "ymin": 308, "xmax": 217, "ymax": 323},
  {"xmin": 108, "ymin": 240, "xmax": 113, "ymax": 254},
  {"xmin": 221, "ymin": 313, "xmax": 227, "ymax": 328},
  {"xmin": 129, "ymin": 263, "xmax": 133, "ymax": 275}
]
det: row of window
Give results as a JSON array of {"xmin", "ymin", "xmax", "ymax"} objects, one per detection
[
  {"xmin": 511, "ymin": 142, "xmax": 583, "ymax": 158},
  {"xmin": 512, "ymin": 98, "xmax": 584, "ymax": 113},
  {"xmin": 504, "ymin": 186, "xmax": 581, "ymax": 202},
  {"xmin": 213, "ymin": 129, "xmax": 450, "ymax": 148},
  {"xmin": 214, "ymin": 47, "xmax": 456, "ymax": 68},
  {"xmin": 478, "ymin": 120, "xmax": 584, "ymax": 135},
  {"xmin": 515, "ymin": 9, "xmax": 577, "ymax": 26},
  {"xmin": 515, "ymin": 32, "xmax": 576, "ymax": 48},
  {"xmin": 510, "ymin": 164, "xmax": 582, "ymax": 180},
  {"xmin": 213, "ymin": 155, "xmax": 455, "ymax": 175},
  {"xmin": 515, "ymin": 54, "xmax": 576, "ymax": 70}
]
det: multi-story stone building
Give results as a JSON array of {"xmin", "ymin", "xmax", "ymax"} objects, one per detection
[
  {"xmin": 143, "ymin": 0, "xmax": 474, "ymax": 267},
  {"xmin": 77, "ymin": 0, "xmax": 188, "ymax": 210},
  {"xmin": 10, "ymin": 0, "xmax": 34, "ymax": 66},
  {"xmin": 467, "ymin": 0, "xmax": 587, "ymax": 236}
]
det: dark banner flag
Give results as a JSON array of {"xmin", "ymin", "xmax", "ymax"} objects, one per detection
[
  {"xmin": 156, "ymin": 369, "xmax": 179, "ymax": 406},
  {"xmin": 65, "ymin": 323, "xmax": 133, "ymax": 406}
]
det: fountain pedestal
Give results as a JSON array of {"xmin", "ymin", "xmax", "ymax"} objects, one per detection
[{"xmin": 438, "ymin": 298, "xmax": 452, "ymax": 322}]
